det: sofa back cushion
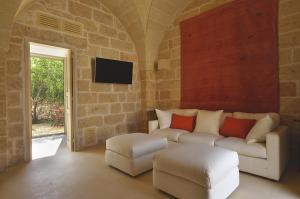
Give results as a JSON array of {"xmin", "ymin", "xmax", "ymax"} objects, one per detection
[
  {"xmin": 170, "ymin": 109, "xmax": 198, "ymax": 116},
  {"xmin": 194, "ymin": 110, "xmax": 223, "ymax": 135},
  {"xmin": 155, "ymin": 109, "xmax": 172, "ymax": 129},
  {"xmin": 220, "ymin": 112, "xmax": 233, "ymax": 128},
  {"xmin": 170, "ymin": 114, "xmax": 195, "ymax": 132},
  {"xmin": 220, "ymin": 117, "xmax": 256, "ymax": 139},
  {"xmin": 233, "ymin": 112, "xmax": 280, "ymax": 129},
  {"xmin": 155, "ymin": 109, "xmax": 198, "ymax": 129}
]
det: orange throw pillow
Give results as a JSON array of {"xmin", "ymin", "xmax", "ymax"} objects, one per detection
[
  {"xmin": 170, "ymin": 114, "xmax": 195, "ymax": 132},
  {"xmin": 220, "ymin": 117, "xmax": 256, "ymax": 139}
]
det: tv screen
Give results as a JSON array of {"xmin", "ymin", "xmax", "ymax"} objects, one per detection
[{"xmin": 94, "ymin": 57, "xmax": 133, "ymax": 84}]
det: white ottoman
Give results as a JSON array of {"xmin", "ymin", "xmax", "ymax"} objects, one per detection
[
  {"xmin": 105, "ymin": 133, "xmax": 168, "ymax": 176},
  {"xmin": 153, "ymin": 144, "xmax": 239, "ymax": 199}
]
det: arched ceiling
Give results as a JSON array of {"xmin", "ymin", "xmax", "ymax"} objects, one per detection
[
  {"xmin": 133, "ymin": 0, "xmax": 152, "ymax": 32},
  {"xmin": 145, "ymin": 0, "xmax": 193, "ymax": 67},
  {"xmin": 0, "ymin": 0, "xmax": 194, "ymax": 68},
  {"xmin": 0, "ymin": 0, "xmax": 23, "ymax": 49}
]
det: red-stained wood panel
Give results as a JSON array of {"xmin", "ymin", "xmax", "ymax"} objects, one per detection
[{"xmin": 180, "ymin": 0, "xmax": 279, "ymax": 113}]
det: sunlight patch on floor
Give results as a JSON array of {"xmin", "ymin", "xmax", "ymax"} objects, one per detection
[{"xmin": 32, "ymin": 135, "xmax": 64, "ymax": 160}]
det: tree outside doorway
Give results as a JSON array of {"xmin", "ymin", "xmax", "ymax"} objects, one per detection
[{"xmin": 31, "ymin": 57, "xmax": 64, "ymax": 137}]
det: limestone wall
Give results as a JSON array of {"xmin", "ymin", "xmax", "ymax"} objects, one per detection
[
  {"xmin": 1, "ymin": 0, "xmax": 141, "ymax": 168},
  {"xmin": 0, "ymin": 49, "xmax": 7, "ymax": 171},
  {"xmin": 157, "ymin": 0, "xmax": 300, "ymax": 136}
]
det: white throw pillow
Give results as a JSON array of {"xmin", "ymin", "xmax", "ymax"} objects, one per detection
[
  {"xmin": 155, "ymin": 109, "xmax": 172, "ymax": 129},
  {"xmin": 233, "ymin": 112, "xmax": 280, "ymax": 130},
  {"xmin": 193, "ymin": 110, "xmax": 223, "ymax": 135},
  {"xmin": 246, "ymin": 115, "xmax": 274, "ymax": 143}
]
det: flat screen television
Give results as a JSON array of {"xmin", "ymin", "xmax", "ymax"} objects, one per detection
[{"xmin": 94, "ymin": 57, "xmax": 133, "ymax": 84}]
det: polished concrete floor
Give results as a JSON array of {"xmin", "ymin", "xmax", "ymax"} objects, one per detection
[{"xmin": 0, "ymin": 137, "xmax": 300, "ymax": 199}]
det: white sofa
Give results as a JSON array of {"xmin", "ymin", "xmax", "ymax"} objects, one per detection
[{"xmin": 149, "ymin": 109, "xmax": 289, "ymax": 181}]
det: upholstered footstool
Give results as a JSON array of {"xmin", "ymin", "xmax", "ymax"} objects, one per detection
[
  {"xmin": 105, "ymin": 133, "xmax": 168, "ymax": 176},
  {"xmin": 153, "ymin": 144, "xmax": 239, "ymax": 199}
]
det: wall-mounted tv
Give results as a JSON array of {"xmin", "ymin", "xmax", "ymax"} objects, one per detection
[{"xmin": 94, "ymin": 57, "xmax": 133, "ymax": 84}]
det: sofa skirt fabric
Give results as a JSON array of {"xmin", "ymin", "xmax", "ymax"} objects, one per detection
[
  {"xmin": 153, "ymin": 169, "xmax": 239, "ymax": 199},
  {"xmin": 105, "ymin": 150, "xmax": 156, "ymax": 176}
]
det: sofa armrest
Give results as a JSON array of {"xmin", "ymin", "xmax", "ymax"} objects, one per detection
[
  {"xmin": 149, "ymin": 120, "xmax": 159, "ymax": 134},
  {"xmin": 266, "ymin": 125, "xmax": 289, "ymax": 180}
]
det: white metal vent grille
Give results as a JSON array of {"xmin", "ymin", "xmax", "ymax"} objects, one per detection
[
  {"xmin": 37, "ymin": 13, "xmax": 60, "ymax": 30},
  {"xmin": 62, "ymin": 21, "xmax": 82, "ymax": 35}
]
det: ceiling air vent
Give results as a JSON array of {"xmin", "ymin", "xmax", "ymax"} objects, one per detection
[
  {"xmin": 37, "ymin": 13, "xmax": 60, "ymax": 30},
  {"xmin": 62, "ymin": 21, "xmax": 82, "ymax": 35}
]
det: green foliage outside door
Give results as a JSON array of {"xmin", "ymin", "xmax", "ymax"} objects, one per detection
[{"xmin": 31, "ymin": 57, "xmax": 64, "ymax": 125}]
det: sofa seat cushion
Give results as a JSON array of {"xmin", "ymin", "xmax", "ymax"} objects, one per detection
[
  {"xmin": 178, "ymin": 133, "xmax": 223, "ymax": 146},
  {"xmin": 153, "ymin": 144, "xmax": 239, "ymax": 188},
  {"xmin": 106, "ymin": 133, "xmax": 167, "ymax": 159},
  {"xmin": 215, "ymin": 137, "xmax": 267, "ymax": 159},
  {"xmin": 151, "ymin": 128, "xmax": 190, "ymax": 142}
]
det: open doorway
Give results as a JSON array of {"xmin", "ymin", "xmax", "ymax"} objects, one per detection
[{"xmin": 28, "ymin": 42, "xmax": 74, "ymax": 160}]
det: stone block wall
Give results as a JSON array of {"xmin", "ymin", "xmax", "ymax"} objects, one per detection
[
  {"xmin": 140, "ymin": 69, "xmax": 157, "ymax": 131},
  {"xmin": 0, "ymin": 49, "xmax": 7, "ymax": 171},
  {"xmin": 1, "ymin": 0, "xmax": 141, "ymax": 168},
  {"xmin": 278, "ymin": 0, "xmax": 300, "ymax": 150}
]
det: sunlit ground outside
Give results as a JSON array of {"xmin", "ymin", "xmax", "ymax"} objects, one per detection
[
  {"xmin": 32, "ymin": 135, "xmax": 64, "ymax": 160},
  {"xmin": 32, "ymin": 122, "xmax": 64, "ymax": 137}
]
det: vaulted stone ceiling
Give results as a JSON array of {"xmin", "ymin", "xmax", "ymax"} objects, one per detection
[
  {"xmin": 145, "ymin": 0, "xmax": 193, "ymax": 67},
  {"xmin": 0, "ymin": 0, "xmax": 194, "ymax": 68},
  {"xmin": 0, "ymin": 0, "xmax": 23, "ymax": 49}
]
